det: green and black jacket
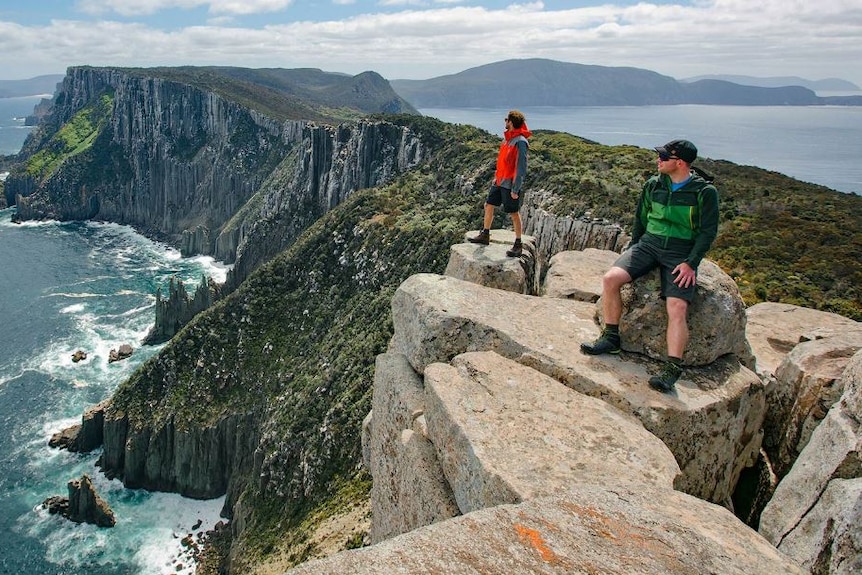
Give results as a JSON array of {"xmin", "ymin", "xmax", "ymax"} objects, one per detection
[{"xmin": 630, "ymin": 171, "xmax": 719, "ymax": 269}]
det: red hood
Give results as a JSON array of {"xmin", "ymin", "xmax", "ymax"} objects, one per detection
[{"xmin": 504, "ymin": 124, "xmax": 532, "ymax": 141}]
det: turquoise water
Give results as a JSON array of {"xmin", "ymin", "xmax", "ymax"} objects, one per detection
[{"xmin": 0, "ymin": 211, "xmax": 227, "ymax": 574}]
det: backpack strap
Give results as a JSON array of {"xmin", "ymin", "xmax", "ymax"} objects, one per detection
[{"xmin": 691, "ymin": 165, "xmax": 715, "ymax": 183}]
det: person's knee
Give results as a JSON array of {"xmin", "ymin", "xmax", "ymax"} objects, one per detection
[
  {"xmin": 602, "ymin": 267, "xmax": 631, "ymax": 291},
  {"xmin": 666, "ymin": 297, "xmax": 688, "ymax": 320}
]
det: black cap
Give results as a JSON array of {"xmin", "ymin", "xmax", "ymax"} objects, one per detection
[{"xmin": 655, "ymin": 139, "xmax": 697, "ymax": 163}]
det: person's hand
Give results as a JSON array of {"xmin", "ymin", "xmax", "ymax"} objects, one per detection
[
  {"xmin": 673, "ymin": 262, "xmax": 696, "ymax": 288},
  {"xmin": 511, "ymin": 190, "xmax": 519, "ymax": 199}
]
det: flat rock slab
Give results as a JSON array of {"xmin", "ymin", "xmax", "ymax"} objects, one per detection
[
  {"xmin": 446, "ymin": 231, "xmax": 539, "ymax": 295},
  {"xmin": 423, "ymin": 351, "xmax": 680, "ymax": 513},
  {"xmin": 284, "ymin": 484, "xmax": 804, "ymax": 575},
  {"xmin": 543, "ymin": 248, "xmax": 618, "ymax": 301},
  {"xmin": 746, "ymin": 302, "xmax": 862, "ymax": 375},
  {"xmin": 391, "ymin": 273, "xmax": 765, "ymax": 505}
]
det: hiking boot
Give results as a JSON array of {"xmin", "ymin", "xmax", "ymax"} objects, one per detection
[
  {"xmin": 506, "ymin": 238, "xmax": 523, "ymax": 257},
  {"xmin": 579, "ymin": 329, "xmax": 621, "ymax": 355},
  {"xmin": 468, "ymin": 229, "xmax": 490, "ymax": 245},
  {"xmin": 649, "ymin": 361, "xmax": 683, "ymax": 393}
]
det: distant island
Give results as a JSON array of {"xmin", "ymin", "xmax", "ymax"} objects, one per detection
[
  {"xmin": 0, "ymin": 74, "xmax": 65, "ymax": 98},
  {"xmin": 680, "ymin": 74, "xmax": 860, "ymax": 92},
  {"xmin": 390, "ymin": 59, "xmax": 862, "ymax": 108}
]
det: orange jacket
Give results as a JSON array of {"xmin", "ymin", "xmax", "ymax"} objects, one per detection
[{"xmin": 494, "ymin": 125, "xmax": 532, "ymax": 193}]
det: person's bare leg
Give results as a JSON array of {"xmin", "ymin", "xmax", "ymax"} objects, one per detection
[
  {"xmin": 482, "ymin": 202, "xmax": 494, "ymax": 230},
  {"xmin": 602, "ymin": 266, "xmax": 632, "ymax": 325},
  {"xmin": 665, "ymin": 297, "xmax": 689, "ymax": 359},
  {"xmin": 581, "ymin": 266, "xmax": 631, "ymax": 355},
  {"xmin": 648, "ymin": 296, "xmax": 688, "ymax": 392},
  {"xmin": 510, "ymin": 211, "xmax": 522, "ymax": 238}
]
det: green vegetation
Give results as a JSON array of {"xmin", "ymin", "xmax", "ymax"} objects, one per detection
[{"xmin": 25, "ymin": 93, "xmax": 113, "ymax": 181}]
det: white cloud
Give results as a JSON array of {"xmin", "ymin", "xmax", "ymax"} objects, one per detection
[
  {"xmin": 75, "ymin": 0, "xmax": 295, "ymax": 17},
  {"xmin": 4, "ymin": 1, "xmax": 862, "ymax": 84}
]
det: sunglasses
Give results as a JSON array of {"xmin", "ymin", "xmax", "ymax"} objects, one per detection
[{"xmin": 657, "ymin": 151, "xmax": 680, "ymax": 161}]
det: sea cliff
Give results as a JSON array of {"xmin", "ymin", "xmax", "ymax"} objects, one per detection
[{"xmin": 9, "ymin": 66, "xmax": 862, "ymax": 573}]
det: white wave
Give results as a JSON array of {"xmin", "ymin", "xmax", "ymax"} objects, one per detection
[
  {"xmin": 187, "ymin": 255, "xmax": 232, "ymax": 284},
  {"xmin": 59, "ymin": 303, "xmax": 87, "ymax": 314},
  {"xmin": 46, "ymin": 292, "xmax": 104, "ymax": 299}
]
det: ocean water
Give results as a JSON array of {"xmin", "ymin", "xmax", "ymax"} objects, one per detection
[
  {"xmin": 0, "ymin": 210, "xmax": 229, "ymax": 575},
  {"xmin": 420, "ymin": 104, "xmax": 862, "ymax": 195},
  {"xmin": 0, "ymin": 95, "xmax": 45, "ymax": 156}
]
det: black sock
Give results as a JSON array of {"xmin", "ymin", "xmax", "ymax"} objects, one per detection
[
  {"xmin": 668, "ymin": 356, "xmax": 682, "ymax": 365},
  {"xmin": 604, "ymin": 324, "xmax": 619, "ymax": 335}
]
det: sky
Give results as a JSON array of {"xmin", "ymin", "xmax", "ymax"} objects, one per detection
[{"xmin": 0, "ymin": 0, "xmax": 861, "ymax": 85}]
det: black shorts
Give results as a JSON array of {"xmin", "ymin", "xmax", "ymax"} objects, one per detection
[
  {"xmin": 486, "ymin": 185, "xmax": 522, "ymax": 214},
  {"xmin": 614, "ymin": 235, "xmax": 697, "ymax": 302}
]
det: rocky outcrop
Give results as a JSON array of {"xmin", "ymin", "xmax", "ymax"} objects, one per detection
[
  {"xmin": 759, "ymin": 349, "xmax": 862, "ymax": 572},
  {"xmin": 43, "ymin": 474, "xmax": 116, "ymax": 528},
  {"xmin": 445, "ymin": 231, "xmax": 540, "ymax": 295},
  {"xmin": 389, "ymin": 271, "xmax": 764, "ymax": 506},
  {"xmin": 144, "ymin": 275, "xmax": 221, "ymax": 344},
  {"xmin": 297, "ymin": 240, "xmax": 802, "ymax": 573},
  {"xmin": 49, "ymin": 400, "xmax": 107, "ymax": 452},
  {"xmin": 108, "ymin": 343, "xmax": 134, "ymax": 363}
]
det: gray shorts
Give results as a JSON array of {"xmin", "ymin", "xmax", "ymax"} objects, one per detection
[
  {"xmin": 614, "ymin": 235, "xmax": 697, "ymax": 302},
  {"xmin": 486, "ymin": 185, "xmax": 522, "ymax": 214}
]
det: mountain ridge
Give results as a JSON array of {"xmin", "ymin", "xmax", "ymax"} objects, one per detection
[{"xmin": 391, "ymin": 58, "xmax": 862, "ymax": 107}]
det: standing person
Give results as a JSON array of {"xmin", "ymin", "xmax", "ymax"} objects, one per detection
[
  {"xmin": 580, "ymin": 139, "xmax": 719, "ymax": 393},
  {"xmin": 468, "ymin": 110, "xmax": 531, "ymax": 257}
]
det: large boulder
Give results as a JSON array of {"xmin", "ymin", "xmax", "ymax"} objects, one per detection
[
  {"xmin": 284, "ymin": 483, "xmax": 804, "ymax": 575},
  {"xmin": 596, "ymin": 259, "xmax": 753, "ymax": 368},
  {"xmin": 541, "ymin": 249, "xmax": 753, "ymax": 367},
  {"xmin": 760, "ymin": 349, "xmax": 862, "ymax": 572},
  {"xmin": 390, "ymin": 273, "xmax": 765, "ymax": 506}
]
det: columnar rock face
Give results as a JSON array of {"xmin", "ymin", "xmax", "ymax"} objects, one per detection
[
  {"xmin": 99, "ymin": 406, "xmax": 259, "ymax": 500},
  {"xmin": 7, "ymin": 67, "xmax": 424, "ymax": 293},
  {"xmin": 223, "ymin": 119, "xmax": 423, "ymax": 291},
  {"xmin": 522, "ymin": 199, "xmax": 629, "ymax": 262}
]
